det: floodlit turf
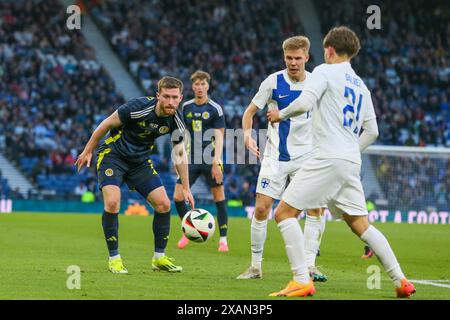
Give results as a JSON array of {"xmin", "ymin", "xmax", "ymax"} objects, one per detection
[{"xmin": 0, "ymin": 212, "xmax": 449, "ymax": 300}]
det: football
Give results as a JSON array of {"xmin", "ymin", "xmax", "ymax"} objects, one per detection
[{"xmin": 181, "ymin": 209, "xmax": 216, "ymax": 243}]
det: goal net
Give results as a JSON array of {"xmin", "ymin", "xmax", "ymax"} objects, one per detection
[{"xmin": 362, "ymin": 146, "xmax": 449, "ymax": 214}]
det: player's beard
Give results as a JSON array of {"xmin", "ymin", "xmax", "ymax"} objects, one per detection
[{"xmin": 162, "ymin": 104, "xmax": 177, "ymax": 116}]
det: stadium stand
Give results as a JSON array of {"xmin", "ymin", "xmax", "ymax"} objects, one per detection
[
  {"xmin": 0, "ymin": 0, "xmax": 125, "ymax": 199},
  {"xmin": 315, "ymin": 0, "xmax": 449, "ymax": 147},
  {"xmin": 315, "ymin": 0, "xmax": 449, "ymax": 210},
  {"xmin": 0, "ymin": 0, "xmax": 448, "ymax": 211},
  {"xmin": 87, "ymin": 0, "xmax": 307, "ymax": 200}
]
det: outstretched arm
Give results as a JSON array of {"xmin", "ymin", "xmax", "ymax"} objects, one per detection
[
  {"xmin": 267, "ymin": 91, "xmax": 317, "ymax": 123},
  {"xmin": 75, "ymin": 111, "xmax": 122, "ymax": 172}
]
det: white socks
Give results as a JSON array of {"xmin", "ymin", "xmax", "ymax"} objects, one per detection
[
  {"xmin": 153, "ymin": 252, "xmax": 165, "ymax": 259},
  {"xmin": 250, "ymin": 216, "xmax": 267, "ymax": 269},
  {"xmin": 360, "ymin": 225, "xmax": 405, "ymax": 287},
  {"xmin": 219, "ymin": 236, "xmax": 228, "ymax": 244},
  {"xmin": 304, "ymin": 214, "xmax": 325, "ymax": 268},
  {"xmin": 278, "ymin": 218, "xmax": 310, "ymax": 284}
]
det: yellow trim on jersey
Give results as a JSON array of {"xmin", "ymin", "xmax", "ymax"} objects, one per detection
[
  {"xmin": 105, "ymin": 131, "xmax": 122, "ymax": 145},
  {"xmin": 217, "ymin": 160, "xmax": 224, "ymax": 173},
  {"xmin": 146, "ymin": 96, "xmax": 154, "ymax": 101},
  {"xmin": 148, "ymin": 159, "xmax": 158, "ymax": 175},
  {"xmin": 192, "ymin": 120, "xmax": 202, "ymax": 132},
  {"xmin": 97, "ymin": 148, "xmax": 112, "ymax": 170}
]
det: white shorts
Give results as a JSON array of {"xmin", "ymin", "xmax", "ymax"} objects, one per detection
[
  {"xmin": 282, "ymin": 158, "xmax": 368, "ymax": 217},
  {"xmin": 256, "ymin": 153, "xmax": 311, "ymax": 200}
]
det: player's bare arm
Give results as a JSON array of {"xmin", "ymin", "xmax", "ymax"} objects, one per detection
[
  {"xmin": 173, "ymin": 141, "xmax": 195, "ymax": 209},
  {"xmin": 212, "ymin": 128, "xmax": 224, "ymax": 184},
  {"xmin": 267, "ymin": 91, "xmax": 317, "ymax": 124},
  {"xmin": 242, "ymin": 103, "xmax": 260, "ymax": 157},
  {"xmin": 75, "ymin": 111, "xmax": 123, "ymax": 172}
]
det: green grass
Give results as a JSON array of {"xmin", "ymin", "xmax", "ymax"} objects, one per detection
[{"xmin": 0, "ymin": 212, "xmax": 449, "ymax": 300}]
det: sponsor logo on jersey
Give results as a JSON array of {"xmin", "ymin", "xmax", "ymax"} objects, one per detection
[
  {"xmin": 150, "ymin": 123, "xmax": 159, "ymax": 129},
  {"xmin": 202, "ymin": 111, "xmax": 210, "ymax": 120},
  {"xmin": 194, "ymin": 113, "xmax": 201, "ymax": 117},
  {"xmin": 159, "ymin": 126, "xmax": 170, "ymax": 134},
  {"xmin": 186, "ymin": 112, "xmax": 193, "ymax": 118},
  {"xmin": 137, "ymin": 121, "xmax": 146, "ymax": 127},
  {"xmin": 105, "ymin": 168, "xmax": 114, "ymax": 177}
]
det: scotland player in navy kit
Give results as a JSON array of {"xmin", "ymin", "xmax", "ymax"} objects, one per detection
[
  {"xmin": 75, "ymin": 77, "xmax": 194, "ymax": 274},
  {"xmin": 173, "ymin": 71, "xmax": 229, "ymax": 252}
]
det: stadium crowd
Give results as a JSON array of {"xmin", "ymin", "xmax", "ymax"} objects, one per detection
[
  {"xmin": 316, "ymin": 0, "xmax": 450, "ymax": 209},
  {"xmin": 316, "ymin": 0, "xmax": 449, "ymax": 147},
  {"xmin": 0, "ymin": 0, "xmax": 448, "ymax": 211},
  {"xmin": 0, "ymin": 0, "xmax": 125, "ymax": 199}
]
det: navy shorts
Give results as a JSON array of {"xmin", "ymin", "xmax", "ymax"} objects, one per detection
[
  {"xmin": 176, "ymin": 163, "xmax": 223, "ymax": 188},
  {"xmin": 96, "ymin": 148, "xmax": 163, "ymax": 198}
]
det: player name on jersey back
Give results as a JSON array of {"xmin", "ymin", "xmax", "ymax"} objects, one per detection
[{"xmin": 305, "ymin": 62, "xmax": 376, "ymax": 165}]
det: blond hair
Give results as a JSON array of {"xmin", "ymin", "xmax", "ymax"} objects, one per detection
[{"xmin": 282, "ymin": 36, "xmax": 310, "ymax": 53}]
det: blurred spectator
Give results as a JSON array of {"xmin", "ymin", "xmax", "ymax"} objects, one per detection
[
  {"xmin": 74, "ymin": 182, "xmax": 88, "ymax": 197},
  {"xmin": 11, "ymin": 187, "xmax": 24, "ymax": 200},
  {"xmin": 241, "ymin": 180, "xmax": 255, "ymax": 207}
]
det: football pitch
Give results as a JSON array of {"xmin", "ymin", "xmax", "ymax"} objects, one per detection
[{"xmin": 0, "ymin": 212, "xmax": 449, "ymax": 300}]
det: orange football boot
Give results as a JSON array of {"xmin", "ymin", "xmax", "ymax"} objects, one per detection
[
  {"xmin": 396, "ymin": 279, "xmax": 416, "ymax": 298},
  {"xmin": 269, "ymin": 280, "xmax": 316, "ymax": 297}
]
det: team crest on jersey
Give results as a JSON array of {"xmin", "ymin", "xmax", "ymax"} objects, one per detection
[
  {"xmin": 261, "ymin": 178, "xmax": 270, "ymax": 189},
  {"xmin": 105, "ymin": 168, "xmax": 114, "ymax": 177},
  {"xmin": 202, "ymin": 111, "xmax": 210, "ymax": 120},
  {"xmin": 159, "ymin": 126, "xmax": 169, "ymax": 134}
]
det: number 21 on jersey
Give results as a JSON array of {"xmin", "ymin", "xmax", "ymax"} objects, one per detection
[{"xmin": 342, "ymin": 86, "xmax": 362, "ymax": 134}]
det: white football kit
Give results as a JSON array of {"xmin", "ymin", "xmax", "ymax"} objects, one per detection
[
  {"xmin": 252, "ymin": 69, "xmax": 314, "ymax": 199},
  {"xmin": 282, "ymin": 62, "xmax": 377, "ymax": 216}
]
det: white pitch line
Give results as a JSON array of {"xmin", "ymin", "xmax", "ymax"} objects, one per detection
[{"xmin": 410, "ymin": 280, "xmax": 450, "ymax": 289}]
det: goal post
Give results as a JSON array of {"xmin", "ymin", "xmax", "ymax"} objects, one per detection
[{"xmin": 363, "ymin": 145, "xmax": 450, "ymax": 214}]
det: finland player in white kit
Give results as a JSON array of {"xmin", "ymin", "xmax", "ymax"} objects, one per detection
[
  {"xmin": 267, "ymin": 27, "xmax": 416, "ymax": 298},
  {"xmin": 237, "ymin": 36, "xmax": 327, "ymax": 281}
]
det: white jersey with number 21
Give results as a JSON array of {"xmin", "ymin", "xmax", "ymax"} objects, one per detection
[{"xmin": 304, "ymin": 61, "xmax": 376, "ymax": 165}]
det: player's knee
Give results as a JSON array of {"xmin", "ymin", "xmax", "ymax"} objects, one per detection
[
  {"xmin": 105, "ymin": 200, "xmax": 120, "ymax": 213},
  {"xmin": 274, "ymin": 209, "xmax": 284, "ymax": 224},
  {"xmin": 254, "ymin": 204, "xmax": 270, "ymax": 220},
  {"xmin": 212, "ymin": 187, "xmax": 225, "ymax": 202},
  {"xmin": 173, "ymin": 189, "xmax": 184, "ymax": 202},
  {"xmin": 154, "ymin": 199, "xmax": 171, "ymax": 213},
  {"xmin": 307, "ymin": 208, "xmax": 322, "ymax": 217}
]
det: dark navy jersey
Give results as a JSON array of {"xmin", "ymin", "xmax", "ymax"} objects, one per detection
[
  {"xmin": 98, "ymin": 96, "xmax": 185, "ymax": 163},
  {"xmin": 182, "ymin": 98, "xmax": 225, "ymax": 162}
]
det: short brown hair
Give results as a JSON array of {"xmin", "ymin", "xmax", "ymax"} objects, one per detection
[
  {"xmin": 282, "ymin": 36, "xmax": 310, "ymax": 53},
  {"xmin": 190, "ymin": 70, "xmax": 211, "ymax": 83},
  {"xmin": 157, "ymin": 76, "xmax": 183, "ymax": 93},
  {"xmin": 323, "ymin": 26, "xmax": 361, "ymax": 58}
]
